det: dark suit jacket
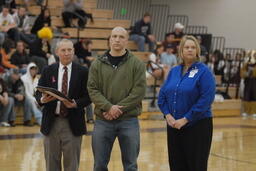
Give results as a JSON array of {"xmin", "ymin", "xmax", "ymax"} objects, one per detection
[{"xmin": 35, "ymin": 62, "xmax": 91, "ymax": 136}]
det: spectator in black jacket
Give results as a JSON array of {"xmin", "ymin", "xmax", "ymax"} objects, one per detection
[
  {"xmin": 74, "ymin": 39, "xmax": 94, "ymax": 67},
  {"xmin": 31, "ymin": 7, "xmax": 51, "ymax": 35},
  {"xmin": 10, "ymin": 41, "xmax": 30, "ymax": 74},
  {"xmin": 130, "ymin": 12, "xmax": 155, "ymax": 52},
  {"xmin": 27, "ymin": 27, "xmax": 53, "ymax": 73}
]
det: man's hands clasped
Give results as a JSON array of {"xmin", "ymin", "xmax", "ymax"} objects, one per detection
[{"xmin": 103, "ymin": 105, "xmax": 123, "ymax": 120}]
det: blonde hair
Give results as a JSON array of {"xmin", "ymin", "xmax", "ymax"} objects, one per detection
[{"xmin": 178, "ymin": 35, "xmax": 201, "ymax": 63}]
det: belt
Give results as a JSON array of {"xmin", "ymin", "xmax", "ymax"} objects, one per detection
[
  {"xmin": 54, "ymin": 114, "xmax": 66, "ymax": 118},
  {"xmin": 54, "ymin": 114, "xmax": 60, "ymax": 117}
]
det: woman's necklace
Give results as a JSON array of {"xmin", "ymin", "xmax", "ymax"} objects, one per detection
[{"xmin": 183, "ymin": 65, "xmax": 189, "ymax": 75}]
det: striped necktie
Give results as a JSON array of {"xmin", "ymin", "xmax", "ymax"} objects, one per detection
[{"xmin": 60, "ymin": 66, "xmax": 68, "ymax": 117}]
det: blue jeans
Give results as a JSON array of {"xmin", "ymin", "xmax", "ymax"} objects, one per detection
[
  {"xmin": 130, "ymin": 34, "xmax": 155, "ymax": 52},
  {"xmin": 0, "ymin": 97, "xmax": 15, "ymax": 122},
  {"xmin": 92, "ymin": 118, "xmax": 140, "ymax": 171},
  {"xmin": 24, "ymin": 98, "xmax": 42, "ymax": 124},
  {"xmin": 85, "ymin": 104, "xmax": 93, "ymax": 121},
  {"xmin": 0, "ymin": 32, "xmax": 5, "ymax": 45}
]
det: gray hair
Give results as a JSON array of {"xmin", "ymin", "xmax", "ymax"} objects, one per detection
[{"xmin": 55, "ymin": 39, "xmax": 74, "ymax": 50}]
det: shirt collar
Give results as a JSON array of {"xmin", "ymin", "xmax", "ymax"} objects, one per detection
[
  {"xmin": 181, "ymin": 61, "xmax": 199, "ymax": 71},
  {"xmin": 59, "ymin": 62, "xmax": 72, "ymax": 71}
]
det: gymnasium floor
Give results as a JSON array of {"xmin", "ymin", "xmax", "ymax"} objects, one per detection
[{"xmin": 0, "ymin": 117, "xmax": 256, "ymax": 171}]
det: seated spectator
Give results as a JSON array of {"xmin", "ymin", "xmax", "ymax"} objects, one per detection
[
  {"xmin": 10, "ymin": 41, "xmax": 30, "ymax": 74},
  {"xmin": 31, "ymin": 7, "xmax": 51, "ymax": 35},
  {"xmin": 21, "ymin": 63, "xmax": 42, "ymax": 125},
  {"xmin": 2, "ymin": 68, "xmax": 25, "ymax": 126},
  {"xmin": 162, "ymin": 32, "xmax": 178, "ymax": 53},
  {"xmin": 149, "ymin": 44, "xmax": 164, "ymax": 67},
  {"xmin": 28, "ymin": 27, "xmax": 54, "ymax": 73},
  {"xmin": 14, "ymin": 6, "xmax": 38, "ymax": 46},
  {"xmin": 160, "ymin": 44, "xmax": 177, "ymax": 78},
  {"xmin": 74, "ymin": 38, "xmax": 94, "ymax": 67},
  {"xmin": 146, "ymin": 44, "xmax": 165, "ymax": 79},
  {"xmin": 1, "ymin": 39, "xmax": 17, "ymax": 69},
  {"xmin": 12, "ymin": 6, "xmax": 31, "ymax": 33},
  {"xmin": 74, "ymin": 38, "xmax": 94, "ymax": 123},
  {"xmin": 62, "ymin": 0, "xmax": 94, "ymax": 28},
  {"xmin": 0, "ymin": 69, "xmax": 15, "ymax": 127},
  {"xmin": 130, "ymin": 12, "xmax": 155, "ymax": 52},
  {"xmin": 196, "ymin": 35, "xmax": 208, "ymax": 63},
  {"xmin": 3, "ymin": 68, "xmax": 39, "ymax": 126},
  {"xmin": 0, "ymin": 0, "xmax": 16, "ymax": 14},
  {"xmin": 170, "ymin": 22, "xmax": 184, "ymax": 39},
  {"xmin": 0, "ymin": 6, "xmax": 20, "ymax": 44}
]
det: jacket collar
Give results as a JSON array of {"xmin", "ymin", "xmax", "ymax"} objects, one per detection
[{"xmin": 98, "ymin": 49, "xmax": 130, "ymax": 66}]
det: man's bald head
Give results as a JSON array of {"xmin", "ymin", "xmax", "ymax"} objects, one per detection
[
  {"xmin": 111, "ymin": 27, "xmax": 128, "ymax": 38},
  {"xmin": 109, "ymin": 27, "xmax": 128, "ymax": 52}
]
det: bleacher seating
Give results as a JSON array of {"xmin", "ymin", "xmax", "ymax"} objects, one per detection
[
  {"xmin": 52, "ymin": 17, "xmax": 131, "ymax": 29},
  {"xmin": 28, "ymin": 6, "xmax": 114, "ymax": 19}
]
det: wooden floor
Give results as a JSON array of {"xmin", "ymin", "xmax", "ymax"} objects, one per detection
[{"xmin": 0, "ymin": 116, "xmax": 256, "ymax": 171}]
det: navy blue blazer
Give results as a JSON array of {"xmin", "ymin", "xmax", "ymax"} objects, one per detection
[{"xmin": 35, "ymin": 62, "xmax": 91, "ymax": 136}]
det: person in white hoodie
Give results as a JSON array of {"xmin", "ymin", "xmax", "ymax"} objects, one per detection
[{"xmin": 21, "ymin": 63, "xmax": 42, "ymax": 125}]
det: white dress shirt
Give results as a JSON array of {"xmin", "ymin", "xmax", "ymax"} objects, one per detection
[{"xmin": 55, "ymin": 62, "xmax": 72, "ymax": 114}]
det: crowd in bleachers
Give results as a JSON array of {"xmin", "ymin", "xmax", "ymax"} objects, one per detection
[
  {"xmin": 0, "ymin": 0, "xmax": 96, "ymax": 127},
  {"xmin": 0, "ymin": 0, "xmax": 256, "ymax": 127}
]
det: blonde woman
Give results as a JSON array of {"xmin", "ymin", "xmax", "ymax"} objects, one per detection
[{"xmin": 158, "ymin": 35, "xmax": 215, "ymax": 171}]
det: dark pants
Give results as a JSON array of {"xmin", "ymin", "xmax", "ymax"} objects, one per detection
[
  {"xmin": 7, "ymin": 28, "xmax": 20, "ymax": 42},
  {"xmin": 167, "ymin": 117, "xmax": 213, "ymax": 171},
  {"xmin": 62, "ymin": 10, "xmax": 93, "ymax": 28}
]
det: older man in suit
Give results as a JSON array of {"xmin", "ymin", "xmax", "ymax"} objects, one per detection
[{"xmin": 35, "ymin": 39, "xmax": 91, "ymax": 171}]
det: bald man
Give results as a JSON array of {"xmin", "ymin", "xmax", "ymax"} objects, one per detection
[{"xmin": 88, "ymin": 27, "xmax": 146, "ymax": 171}]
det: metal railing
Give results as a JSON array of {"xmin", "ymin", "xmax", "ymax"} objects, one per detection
[
  {"xmin": 149, "ymin": 4, "xmax": 170, "ymax": 41},
  {"xmin": 211, "ymin": 36, "xmax": 226, "ymax": 53},
  {"xmin": 223, "ymin": 48, "xmax": 245, "ymax": 58},
  {"xmin": 166, "ymin": 15, "xmax": 189, "ymax": 33},
  {"xmin": 184, "ymin": 25, "xmax": 208, "ymax": 34},
  {"xmin": 97, "ymin": 0, "xmax": 150, "ymax": 26}
]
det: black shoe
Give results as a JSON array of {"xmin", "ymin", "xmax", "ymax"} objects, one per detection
[
  {"xmin": 87, "ymin": 119, "xmax": 94, "ymax": 124},
  {"xmin": 8, "ymin": 121, "xmax": 16, "ymax": 127},
  {"xmin": 88, "ymin": 13, "xmax": 94, "ymax": 23},
  {"xmin": 23, "ymin": 120, "xmax": 34, "ymax": 127},
  {"xmin": 90, "ymin": 17, "xmax": 94, "ymax": 23}
]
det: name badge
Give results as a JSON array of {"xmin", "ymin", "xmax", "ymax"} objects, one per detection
[{"xmin": 188, "ymin": 69, "xmax": 198, "ymax": 78}]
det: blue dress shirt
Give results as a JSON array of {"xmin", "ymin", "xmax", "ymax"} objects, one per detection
[{"xmin": 158, "ymin": 62, "xmax": 216, "ymax": 126}]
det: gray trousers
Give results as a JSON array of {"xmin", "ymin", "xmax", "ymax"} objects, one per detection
[{"xmin": 44, "ymin": 117, "xmax": 82, "ymax": 171}]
